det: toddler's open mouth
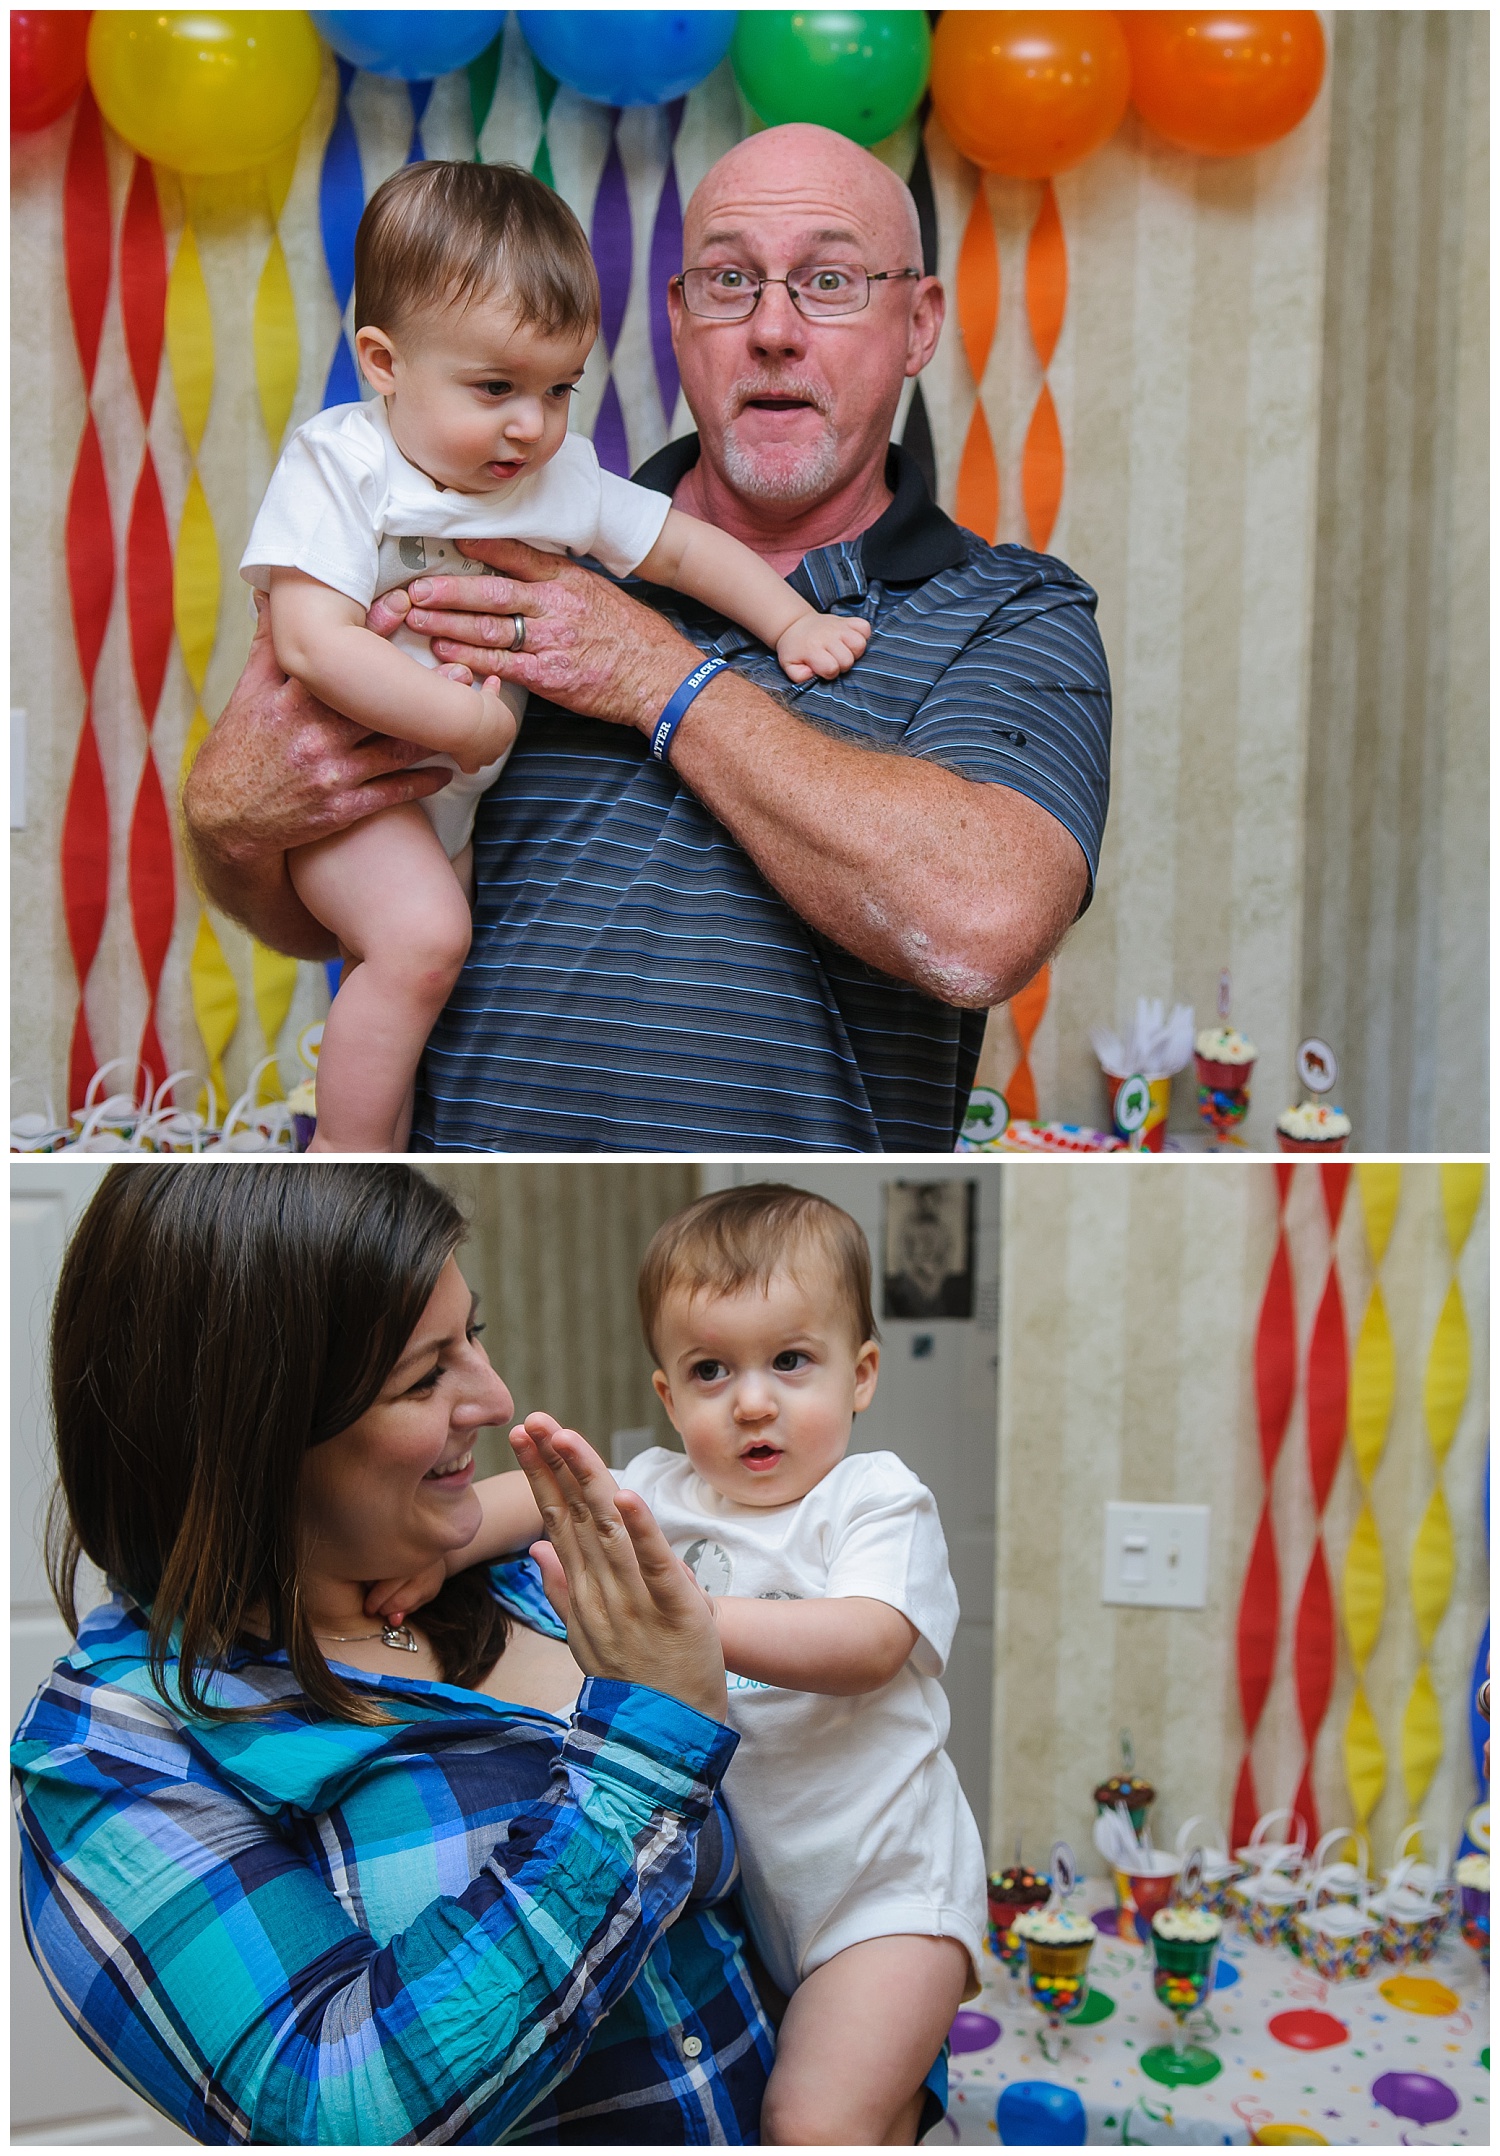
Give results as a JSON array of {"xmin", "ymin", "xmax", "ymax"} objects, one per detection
[{"xmin": 740, "ymin": 1442, "xmax": 782, "ymax": 1471}]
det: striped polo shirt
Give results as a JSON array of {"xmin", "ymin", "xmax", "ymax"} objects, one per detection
[{"xmin": 412, "ymin": 436, "xmax": 1111, "ymax": 1154}]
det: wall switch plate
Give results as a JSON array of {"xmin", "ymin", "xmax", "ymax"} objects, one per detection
[{"xmin": 1101, "ymin": 1502, "xmax": 1210, "ymax": 1608}]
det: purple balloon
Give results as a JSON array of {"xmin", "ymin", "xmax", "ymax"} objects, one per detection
[
  {"xmin": 950, "ymin": 2010, "xmax": 1001, "ymax": 2054},
  {"xmin": 1371, "ymin": 2072, "xmax": 1460, "ymax": 2126}
]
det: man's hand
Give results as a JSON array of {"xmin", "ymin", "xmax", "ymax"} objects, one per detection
[
  {"xmin": 180, "ymin": 592, "xmax": 454, "ymax": 955},
  {"xmin": 374, "ymin": 537, "xmax": 702, "ymax": 732}
]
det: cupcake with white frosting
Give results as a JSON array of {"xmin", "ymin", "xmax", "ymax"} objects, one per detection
[{"xmin": 1276, "ymin": 1101, "xmax": 1352, "ymax": 1153}]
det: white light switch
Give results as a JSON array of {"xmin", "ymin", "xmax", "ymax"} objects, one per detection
[{"xmin": 1102, "ymin": 1502, "xmax": 1210, "ymax": 1608}]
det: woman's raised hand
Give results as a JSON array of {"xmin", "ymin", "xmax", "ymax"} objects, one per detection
[{"xmin": 511, "ymin": 1412, "xmax": 726, "ymax": 1724}]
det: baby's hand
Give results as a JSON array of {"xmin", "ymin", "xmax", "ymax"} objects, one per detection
[
  {"xmin": 441, "ymin": 671, "xmax": 514, "ymax": 773},
  {"xmin": 365, "ymin": 1559, "xmax": 449, "ymax": 1628},
  {"xmin": 775, "ymin": 610, "xmax": 871, "ymax": 683}
]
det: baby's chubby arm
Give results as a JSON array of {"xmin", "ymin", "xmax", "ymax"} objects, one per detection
[
  {"xmin": 269, "ymin": 567, "xmax": 516, "ymax": 774},
  {"xmin": 636, "ymin": 508, "xmax": 870, "ymax": 684},
  {"xmin": 710, "ymin": 1595, "xmax": 918, "ymax": 1697},
  {"xmin": 365, "ymin": 1471, "xmax": 544, "ymax": 1624}
]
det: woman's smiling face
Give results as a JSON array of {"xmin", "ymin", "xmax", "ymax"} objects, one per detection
[{"xmin": 298, "ymin": 1257, "xmax": 513, "ymax": 1587}]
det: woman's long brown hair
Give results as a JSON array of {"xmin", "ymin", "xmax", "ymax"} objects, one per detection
[{"xmin": 48, "ymin": 1163, "xmax": 511, "ymax": 1725}]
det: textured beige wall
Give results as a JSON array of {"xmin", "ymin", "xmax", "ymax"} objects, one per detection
[
  {"xmin": 417, "ymin": 1161, "xmax": 698, "ymax": 1471},
  {"xmin": 10, "ymin": 25, "xmax": 1486, "ymax": 1146},
  {"xmin": 992, "ymin": 1161, "xmax": 1488, "ymax": 1874},
  {"xmin": 1301, "ymin": 13, "xmax": 1488, "ymax": 1149}
]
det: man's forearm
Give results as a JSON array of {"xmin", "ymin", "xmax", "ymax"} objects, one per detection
[
  {"xmin": 713, "ymin": 1596, "xmax": 917, "ymax": 1695},
  {"xmin": 180, "ymin": 802, "xmax": 338, "ymax": 959},
  {"xmin": 666, "ymin": 674, "xmax": 1087, "ymax": 1007}
]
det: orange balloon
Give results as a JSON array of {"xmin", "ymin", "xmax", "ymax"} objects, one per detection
[
  {"xmin": 931, "ymin": 11, "xmax": 1131, "ymax": 178},
  {"xmin": 1123, "ymin": 12, "xmax": 1326, "ymax": 157}
]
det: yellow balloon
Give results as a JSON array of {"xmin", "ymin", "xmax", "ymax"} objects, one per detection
[{"xmin": 87, "ymin": 12, "xmax": 322, "ymax": 176}]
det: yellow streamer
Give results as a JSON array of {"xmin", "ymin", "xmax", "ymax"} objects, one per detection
[
  {"xmin": 1409, "ymin": 1488, "xmax": 1456, "ymax": 1650},
  {"xmin": 1422, "ymin": 1281, "xmax": 1469, "ymax": 1464},
  {"xmin": 164, "ymin": 220, "xmax": 214, "ymax": 457},
  {"xmin": 1356, "ymin": 1163, "xmax": 1401, "ymax": 1265},
  {"xmin": 1400, "ymin": 1168, "xmax": 1484, "ymax": 1816},
  {"xmin": 1344, "ymin": 1682, "xmax": 1385, "ymax": 1830},
  {"xmin": 1441, "ymin": 1163, "xmax": 1484, "ymax": 1257},
  {"xmin": 173, "ymin": 473, "xmax": 220, "ymax": 695},
  {"xmin": 254, "ymin": 234, "xmax": 299, "ymax": 452},
  {"xmin": 1340, "ymin": 1167, "xmax": 1400, "ymax": 1834},
  {"xmin": 190, "ymin": 912, "xmax": 239, "ymax": 1121},
  {"xmin": 251, "ymin": 944, "xmax": 300, "ymax": 1098}
]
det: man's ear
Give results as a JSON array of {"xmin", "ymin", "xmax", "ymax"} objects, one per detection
[
  {"xmin": 904, "ymin": 277, "xmax": 945, "ymax": 380},
  {"xmin": 355, "ymin": 325, "xmax": 400, "ymax": 395}
]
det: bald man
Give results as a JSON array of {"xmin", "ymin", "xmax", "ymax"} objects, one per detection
[{"xmin": 185, "ymin": 125, "xmax": 1111, "ymax": 1153}]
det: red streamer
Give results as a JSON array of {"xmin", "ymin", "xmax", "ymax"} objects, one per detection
[
  {"xmin": 1292, "ymin": 1165, "xmax": 1350, "ymax": 1842},
  {"xmin": 1233, "ymin": 1164, "xmax": 1296, "ymax": 1848}
]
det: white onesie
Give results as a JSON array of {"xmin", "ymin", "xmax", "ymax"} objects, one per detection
[
  {"xmin": 618, "ymin": 1446, "xmax": 987, "ymax": 1998},
  {"xmin": 240, "ymin": 400, "xmax": 672, "ymax": 858}
]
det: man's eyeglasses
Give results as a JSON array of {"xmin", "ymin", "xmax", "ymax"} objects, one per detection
[{"xmin": 672, "ymin": 264, "xmax": 920, "ymax": 321}]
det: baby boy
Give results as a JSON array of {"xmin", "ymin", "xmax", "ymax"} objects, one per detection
[
  {"xmin": 241, "ymin": 162, "xmax": 868, "ymax": 1153},
  {"xmin": 377, "ymin": 1183, "xmax": 984, "ymax": 2143}
]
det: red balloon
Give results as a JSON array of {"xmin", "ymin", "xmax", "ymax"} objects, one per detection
[
  {"xmin": 12, "ymin": 11, "xmax": 91, "ymax": 133},
  {"xmin": 1123, "ymin": 12, "xmax": 1326, "ymax": 158},
  {"xmin": 931, "ymin": 11, "xmax": 1131, "ymax": 179}
]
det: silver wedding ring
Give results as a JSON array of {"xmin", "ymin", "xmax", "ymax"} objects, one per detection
[{"xmin": 511, "ymin": 613, "xmax": 526, "ymax": 653}]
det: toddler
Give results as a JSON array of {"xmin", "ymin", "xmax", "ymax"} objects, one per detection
[
  {"xmin": 241, "ymin": 162, "xmax": 868, "ymax": 1152},
  {"xmin": 377, "ymin": 1183, "xmax": 984, "ymax": 2144}
]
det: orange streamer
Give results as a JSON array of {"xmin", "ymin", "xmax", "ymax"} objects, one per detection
[
  {"xmin": 1005, "ymin": 963, "xmax": 1051, "ymax": 1122},
  {"xmin": 955, "ymin": 181, "xmax": 1000, "ymax": 542},
  {"xmin": 1022, "ymin": 180, "xmax": 1068, "ymax": 553}
]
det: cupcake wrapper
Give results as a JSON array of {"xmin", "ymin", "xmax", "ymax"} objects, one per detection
[
  {"xmin": 1195, "ymin": 1055, "xmax": 1255, "ymax": 1092},
  {"xmin": 1277, "ymin": 1131, "xmax": 1349, "ymax": 1153}
]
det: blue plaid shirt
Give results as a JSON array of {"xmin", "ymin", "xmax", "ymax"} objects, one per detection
[{"xmin": 11, "ymin": 1562, "xmax": 774, "ymax": 2144}]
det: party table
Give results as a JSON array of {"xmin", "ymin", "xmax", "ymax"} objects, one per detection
[{"xmin": 940, "ymin": 1887, "xmax": 1489, "ymax": 2145}]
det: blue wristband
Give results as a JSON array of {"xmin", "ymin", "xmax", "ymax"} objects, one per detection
[{"xmin": 649, "ymin": 655, "xmax": 731, "ymax": 763}]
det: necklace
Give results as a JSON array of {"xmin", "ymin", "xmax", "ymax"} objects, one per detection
[{"xmin": 314, "ymin": 1621, "xmax": 419, "ymax": 1652}]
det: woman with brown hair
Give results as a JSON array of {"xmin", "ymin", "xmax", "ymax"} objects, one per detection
[{"xmin": 12, "ymin": 1163, "xmax": 773, "ymax": 2144}]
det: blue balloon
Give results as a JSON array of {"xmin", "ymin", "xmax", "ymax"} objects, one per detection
[
  {"xmin": 518, "ymin": 11, "xmax": 736, "ymax": 107},
  {"xmin": 311, "ymin": 12, "xmax": 505, "ymax": 82},
  {"xmin": 997, "ymin": 2079, "xmax": 1087, "ymax": 2146}
]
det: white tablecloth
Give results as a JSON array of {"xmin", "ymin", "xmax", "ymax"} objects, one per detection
[{"xmin": 940, "ymin": 1891, "xmax": 1488, "ymax": 2145}]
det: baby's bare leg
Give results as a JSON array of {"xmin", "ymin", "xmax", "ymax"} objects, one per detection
[
  {"xmin": 761, "ymin": 1934, "xmax": 970, "ymax": 2146},
  {"xmin": 290, "ymin": 804, "xmax": 470, "ymax": 1153}
]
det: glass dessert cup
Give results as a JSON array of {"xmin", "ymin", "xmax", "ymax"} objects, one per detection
[
  {"xmin": 1141, "ymin": 1916, "xmax": 1223, "ymax": 2087},
  {"xmin": 1022, "ymin": 1936, "xmax": 1094, "ymax": 2061},
  {"xmin": 987, "ymin": 1867, "xmax": 1051, "ymax": 1975}
]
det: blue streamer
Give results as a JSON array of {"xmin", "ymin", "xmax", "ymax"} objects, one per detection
[
  {"xmin": 319, "ymin": 59, "xmax": 365, "ymax": 408},
  {"xmin": 407, "ymin": 80, "xmax": 432, "ymax": 164}
]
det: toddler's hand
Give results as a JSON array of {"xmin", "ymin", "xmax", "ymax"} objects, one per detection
[
  {"xmin": 775, "ymin": 611, "xmax": 871, "ymax": 683},
  {"xmin": 446, "ymin": 677, "xmax": 515, "ymax": 773},
  {"xmin": 365, "ymin": 1558, "xmax": 448, "ymax": 1627}
]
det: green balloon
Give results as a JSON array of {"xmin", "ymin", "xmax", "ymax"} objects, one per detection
[{"xmin": 731, "ymin": 11, "xmax": 931, "ymax": 149}]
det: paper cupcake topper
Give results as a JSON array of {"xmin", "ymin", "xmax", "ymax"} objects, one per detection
[
  {"xmin": 1049, "ymin": 1840, "xmax": 1077, "ymax": 1907},
  {"xmin": 1217, "ymin": 968, "xmax": 1232, "ymax": 1020},
  {"xmin": 1297, "ymin": 1037, "xmax": 1338, "ymax": 1094},
  {"xmin": 961, "ymin": 1086, "xmax": 1010, "ymax": 1145},
  {"xmin": 1178, "ymin": 1846, "xmax": 1206, "ymax": 1903}
]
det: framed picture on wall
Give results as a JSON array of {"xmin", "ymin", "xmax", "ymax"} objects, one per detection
[{"xmin": 882, "ymin": 1180, "xmax": 976, "ymax": 1320}]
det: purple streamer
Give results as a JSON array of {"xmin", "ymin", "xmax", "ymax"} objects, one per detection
[
  {"xmin": 648, "ymin": 98, "xmax": 686, "ymax": 428},
  {"xmin": 407, "ymin": 80, "xmax": 432, "ymax": 164},
  {"xmin": 591, "ymin": 115, "xmax": 632, "ymax": 355},
  {"xmin": 592, "ymin": 375, "xmax": 630, "ymax": 478}
]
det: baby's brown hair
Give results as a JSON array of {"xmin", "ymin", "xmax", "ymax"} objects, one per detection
[
  {"xmin": 354, "ymin": 159, "xmax": 600, "ymax": 342},
  {"xmin": 639, "ymin": 1183, "xmax": 877, "ymax": 1361}
]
